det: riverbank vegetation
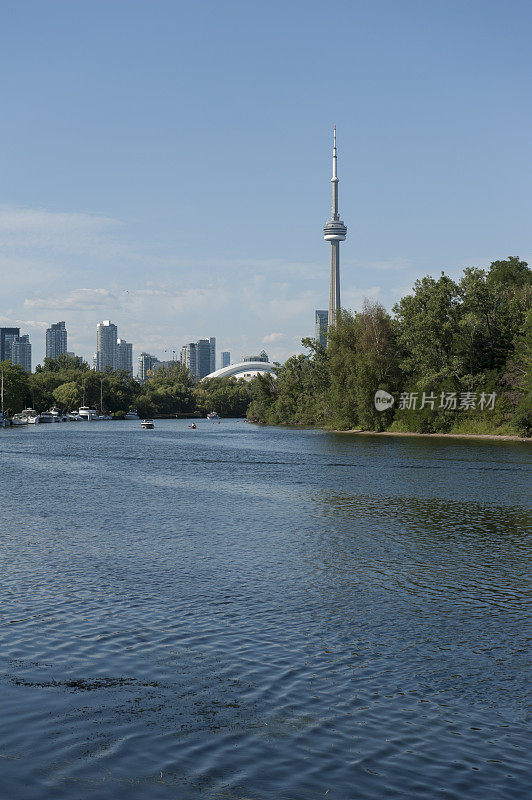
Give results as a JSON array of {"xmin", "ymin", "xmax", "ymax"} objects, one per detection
[
  {"xmin": 247, "ymin": 257, "xmax": 532, "ymax": 437},
  {"xmin": 0, "ymin": 356, "xmax": 252, "ymax": 419}
]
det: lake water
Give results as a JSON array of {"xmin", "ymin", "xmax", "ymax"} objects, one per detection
[{"xmin": 0, "ymin": 420, "xmax": 530, "ymax": 799}]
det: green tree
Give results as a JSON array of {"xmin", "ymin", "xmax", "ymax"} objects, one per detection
[
  {"xmin": 0, "ymin": 361, "xmax": 30, "ymax": 414},
  {"xmin": 53, "ymin": 381, "xmax": 82, "ymax": 410}
]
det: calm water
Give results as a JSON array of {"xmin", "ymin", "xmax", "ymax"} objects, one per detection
[{"xmin": 0, "ymin": 420, "xmax": 530, "ymax": 799}]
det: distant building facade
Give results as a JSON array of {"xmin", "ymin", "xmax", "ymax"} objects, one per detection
[
  {"xmin": 209, "ymin": 337, "xmax": 216, "ymax": 374},
  {"xmin": 0, "ymin": 327, "xmax": 20, "ymax": 362},
  {"xmin": 221, "ymin": 351, "xmax": 231, "ymax": 368},
  {"xmin": 243, "ymin": 350, "xmax": 269, "ymax": 363},
  {"xmin": 116, "ymin": 338, "xmax": 133, "ymax": 376},
  {"xmin": 96, "ymin": 320, "xmax": 118, "ymax": 371},
  {"xmin": 46, "ymin": 321, "xmax": 67, "ymax": 360},
  {"xmin": 137, "ymin": 352, "xmax": 160, "ymax": 382},
  {"xmin": 180, "ymin": 343, "xmax": 197, "ymax": 376},
  {"xmin": 12, "ymin": 334, "xmax": 32, "ymax": 372},
  {"xmin": 196, "ymin": 339, "xmax": 212, "ymax": 379},
  {"xmin": 315, "ymin": 310, "xmax": 328, "ymax": 348}
]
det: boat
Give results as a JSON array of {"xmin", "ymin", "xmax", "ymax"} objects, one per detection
[
  {"xmin": 11, "ymin": 413, "xmax": 29, "ymax": 426},
  {"xmin": 207, "ymin": 411, "xmax": 219, "ymax": 420},
  {"xmin": 78, "ymin": 406, "xmax": 99, "ymax": 421},
  {"xmin": 189, "ymin": 423, "xmax": 197, "ymax": 429},
  {"xmin": 49, "ymin": 407, "xmax": 63, "ymax": 423},
  {"xmin": 67, "ymin": 412, "xmax": 83, "ymax": 421},
  {"xmin": 22, "ymin": 408, "xmax": 40, "ymax": 424},
  {"xmin": 125, "ymin": 409, "xmax": 140, "ymax": 420},
  {"xmin": 39, "ymin": 411, "xmax": 55, "ymax": 423},
  {"xmin": 141, "ymin": 419, "xmax": 154, "ymax": 429}
]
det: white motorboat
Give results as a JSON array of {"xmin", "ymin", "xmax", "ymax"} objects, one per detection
[
  {"xmin": 141, "ymin": 419, "xmax": 154, "ymax": 429},
  {"xmin": 49, "ymin": 407, "xmax": 63, "ymax": 422},
  {"xmin": 67, "ymin": 412, "xmax": 83, "ymax": 421},
  {"xmin": 39, "ymin": 411, "xmax": 55, "ymax": 423},
  {"xmin": 207, "ymin": 411, "xmax": 220, "ymax": 420},
  {"xmin": 21, "ymin": 408, "xmax": 40, "ymax": 424},
  {"xmin": 78, "ymin": 406, "xmax": 99, "ymax": 421},
  {"xmin": 11, "ymin": 413, "xmax": 29, "ymax": 426},
  {"xmin": 125, "ymin": 409, "xmax": 140, "ymax": 420}
]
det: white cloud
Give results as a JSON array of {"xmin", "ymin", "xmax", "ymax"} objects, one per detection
[
  {"xmin": 342, "ymin": 284, "xmax": 381, "ymax": 310},
  {"xmin": 262, "ymin": 332, "xmax": 285, "ymax": 344},
  {"xmin": 24, "ymin": 288, "xmax": 117, "ymax": 310}
]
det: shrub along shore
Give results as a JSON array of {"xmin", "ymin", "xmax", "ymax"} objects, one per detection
[{"xmin": 246, "ymin": 258, "xmax": 531, "ymax": 438}]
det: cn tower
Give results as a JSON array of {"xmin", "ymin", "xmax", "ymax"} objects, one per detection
[{"xmin": 323, "ymin": 126, "xmax": 347, "ymax": 333}]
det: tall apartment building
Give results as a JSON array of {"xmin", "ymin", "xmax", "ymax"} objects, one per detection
[
  {"xmin": 12, "ymin": 334, "xmax": 32, "ymax": 372},
  {"xmin": 96, "ymin": 320, "xmax": 118, "ymax": 371},
  {"xmin": 137, "ymin": 352, "xmax": 159, "ymax": 382},
  {"xmin": 180, "ymin": 343, "xmax": 197, "ymax": 376},
  {"xmin": 315, "ymin": 310, "xmax": 328, "ymax": 348},
  {"xmin": 116, "ymin": 338, "xmax": 133, "ymax": 376},
  {"xmin": 221, "ymin": 351, "xmax": 231, "ymax": 368},
  {"xmin": 46, "ymin": 321, "xmax": 67, "ymax": 360},
  {"xmin": 0, "ymin": 327, "xmax": 20, "ymax": 362},
  {"xmin": 209, "ymin": 337, "xmax": 216, "ymax": 374},
  {"xmin": 196, "ymin": 339, "xmax": 212, "ymax": 379}
]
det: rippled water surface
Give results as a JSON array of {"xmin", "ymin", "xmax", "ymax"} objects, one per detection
[{"xmin": 1, "ymin": 420, "xmax": 530, "ymax": 799}]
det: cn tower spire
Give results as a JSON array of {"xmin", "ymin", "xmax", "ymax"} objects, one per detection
[{"xmin": 323, "ymin": 126, "xmax": 347, "ymax": 335}]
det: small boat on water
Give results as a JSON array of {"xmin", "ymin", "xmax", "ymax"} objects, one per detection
[
  {"xmin": 141, "ymin": 419, "xmax": 154, "ymax": 429},
  {"xmin": 11, "ymin": 413, "xmax": 29, "ymax": 427},
  {"xmin": 49, "ymin": 406, "xmax": 63, "ymax": 422},
  {"xmin": 78, "ymin": 406, "xmax": 99, "ymax": 421},
  {"xmin": 189, "ymin": 423, "xmax": 197, "ymax": 429},
  {"xmin": 207, "ymin": 411, "xmax": 219, "ymax": 420},
  {"xmin": 125, "ymin": 409, "xmax": 140, "ymax": 420},
  {"xmin": 22, "ymin": 408, "xmax": 40, "ymax": 424}
]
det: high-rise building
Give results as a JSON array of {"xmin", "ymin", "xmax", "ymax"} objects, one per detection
[
  {"xmin": 243, "ymin": 350, "xmax": 269, "ymax": 363},
  {"xmin": 12, "ymin": 334, "xmax": 32, "ymax": 372},
  {"xmin": 96, "ymin": 320, "xmax": 118, "ymax": 371},
  {"xmin": 116, "ymin": 338, "xmax": 133, "ymax": 376},
  {"xmin": 180, "ymin": 343, "xmax": 197, "ymax": 376},
  {"xmin": 315, "ymin": 310, "xmax": 328, "ymax": 348},
  {"xmin": 137, "ymin": 352, "xmax": 159, "ymax": 382},
  {"xmin": 209, "ymin": 337, "xmax": 216, "ymax": 375},
  {"xmin": 46, "ymin": 321, "xmax": 67, "ymax": 360},
  {"xmin": 323, "ymin": 127, "xmax": 347, "ymax": 337},
  {"xmin": 196, "ymin": 339, "xmax": 212, "ymax": 379},
  {"xmin": 0, "ymin": 327, "xmax": 20, "ymax": 362},
  {"xmin": 221, "ymin": 351, "xmax": 231, "ymax": 368}
]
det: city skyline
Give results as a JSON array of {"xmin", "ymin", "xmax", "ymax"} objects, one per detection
[{"xmin": 1, "ymin": 3, "xmax": 530, "ymax": 366}]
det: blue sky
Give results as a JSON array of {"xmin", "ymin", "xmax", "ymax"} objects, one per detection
[{"xmin": 0, "ymin": 0, "xmax": 530, "ymax": 367}]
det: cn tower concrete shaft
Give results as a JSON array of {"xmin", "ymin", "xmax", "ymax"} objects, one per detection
[{"xmin": 323, "ymin": 126, "xmax": 347, "ymax": 337}]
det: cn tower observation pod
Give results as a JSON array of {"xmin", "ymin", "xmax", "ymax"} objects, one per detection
[{"xmin": 201, "ymin": 361, "xmax": 277, "ymax": 381}]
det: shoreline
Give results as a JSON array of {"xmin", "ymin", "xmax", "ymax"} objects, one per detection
[{"xmin": 333, "ymin": 429, "xmax": 531, "ymax": 443}]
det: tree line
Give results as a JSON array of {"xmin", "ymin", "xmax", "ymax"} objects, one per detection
[
  {"xmin": 247, "ymin": 257, "xmax": 531, "ymax": 436},
  {"xmin": 0, "ymin": 356, "xmax": 252, "ymax": 419}
]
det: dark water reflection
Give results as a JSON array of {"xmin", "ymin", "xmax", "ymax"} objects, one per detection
[{"xmin": 0, "ymin": 421, "xmax": 530, "ymax": 799}]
